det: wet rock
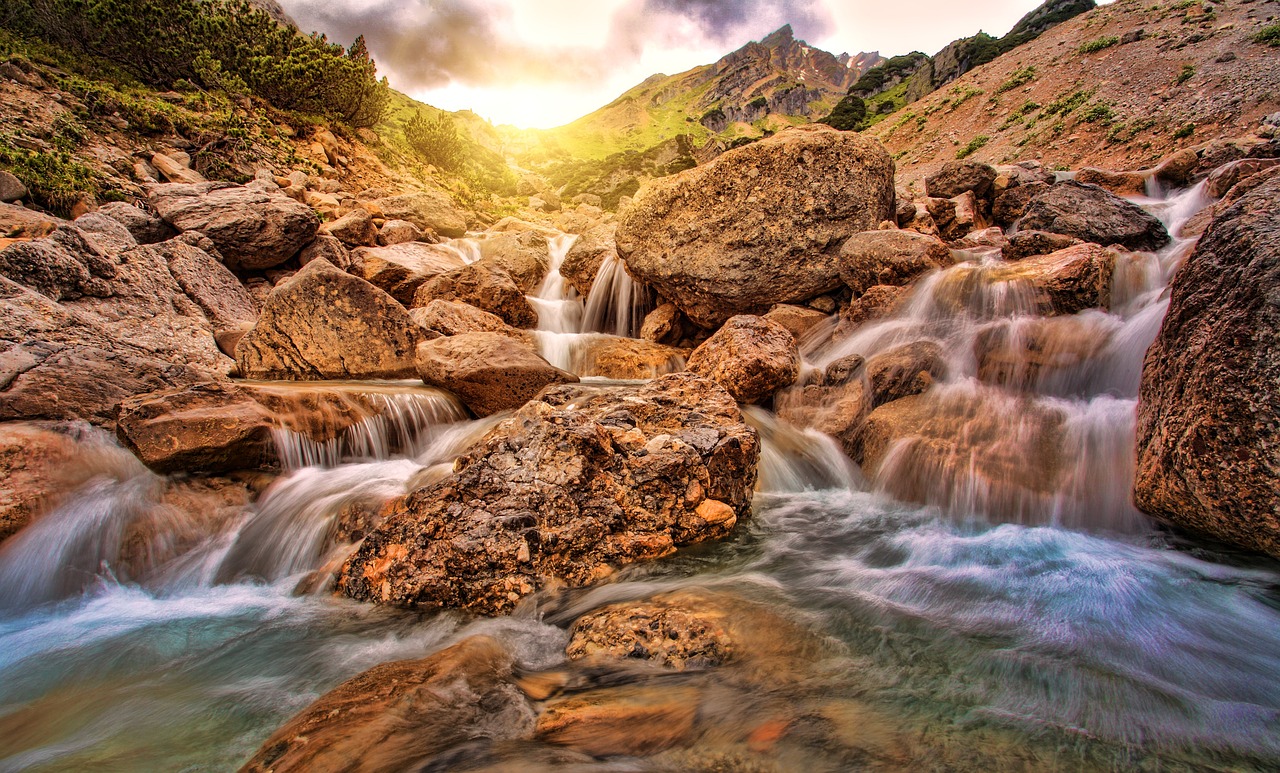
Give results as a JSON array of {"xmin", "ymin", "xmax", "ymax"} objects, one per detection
[
  {"xmin": 319, "ymin": 207, "xmax": 378, "ymax": 248},
  {"xmin": 763, "ymin": 304, "xmax": 829, "ymax": 341},
  {"xmin": 1075, "ymin": 167, "xmax": 1149, "ymax": 197},
  {"xmin": 413, "ymin": 261, "xmax": 538, "ymax": 329},
  {"xmin": 0, "ymin": 424, "xmax": 81, "ymax": 542},
  {"xmin": 616, "ymin": 125, "xmax": 895, "ymax": 328},
  {"xmin": 339, "ymin": 373, "xmax": 759, "ymax": 614},
  {"xmin": 975, "ymin": 316, "xmax": 1110, "ymax": 391},
  {"xmin": 477, "ymin": 230, "xmax": 550, "ymax": 293},
  {"xmin": 1018, "ymin": 180, "xmax": 1170, "ymax": 252},
  {"xmin": 375, "ymin": 190, "xmax": 467, "ymax": 238},
  {"xmin": 1204, "ymin": 158, "xmax": 1280, "ymax": 199},
  {"xmin": 1003, "ymin": 230, "xmax": 1083, "ymax": 261},
  {"xmin": 939, "ymin": 244, "xmax": 1115, "ymax": 316},
  {"xmin": 148, "ymin": 182, "xmax": 318, "ymax": 270},
  {"xmin": 377, "ymin": 219, "xmax": 423, "ymax": 246},
  {"xmin": 950, "ymin": 226, "xmax": 1006, "ymax": 252},
  {"xmin": 837, "ymin": 230, "xmax": 952, "ymax": 296},
  {"xmin": 561, "ymin": 220, "xmax": 616, "ymax": 297},
  {"xmin": 1152, "ymin": 148, "xmax": 1199, "ymax": 187},
  {"xmin": 687, "ymin": 316, "xmax": 800, "ymax": 404},
  {"xmin": 241, "ymin": 636, "xmax": 534, "ymax": 773},
  {"xmin": 235, "ymin": 258, "xmax": 421, "ymax": 380},
  {"xmin": 925, "ymin": 159, "xmax": 998, "ymax": 201},
  {"xmin": 835, "ymin": 284, "xmax": 906, "ymax": 338},
  {"xmin": 354, "ymin": 242, "xmax": 465, "ymax": 306},
  {"xmin": 572, "ymin": 336, "xmax": 687, "ymax": 379},
  {"xmin": 992, "ymin": 181, "xmax": 1049, "ymax": 228},
  {"xmin": 1134, "ymin": 174, "xmax": 1280, "ymax": 558},
  {"xmin": 416, "ymin": 332, "xmax": 578, "ymax": 417},
  {"xmin": 640, "ymin": 302, "xmax": 686, "ymax": 346},
  {"xmin": 410, "ymin": 299, "xmax": 533, "ymax": 345},
  {"xmin": 535, "ymin": 685, "xmax": 701, "ymax": 758},
  {"xmin": 865, "ymin": 341, "xmax": 947, "ymax": 406}
]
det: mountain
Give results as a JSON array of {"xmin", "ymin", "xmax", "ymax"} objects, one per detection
[{"xmin": 513, "ymin": 25, "xmax": 883, "ymax": 162}]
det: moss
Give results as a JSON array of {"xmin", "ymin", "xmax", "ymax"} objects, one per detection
[
  {"xmin": 1175, "ymin": 64, "xmax": 1196, "ymax": 85},
  {"xmin": 1173, "ymin": 122, "xmax": 1195, "ymax": 139}
]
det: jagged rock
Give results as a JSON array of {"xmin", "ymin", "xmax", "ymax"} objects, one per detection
[
  {"xmin": 377, "ymin": 219, "xmax": 423, "ymax": 246},
  {"xmin": 992, "ymin": 181, "xmax": 1049, "ymax": 228},
  {"xmin": 477, "ymin": 230, "xmax": 550, "ymax": 293},
  {"xmin": 1018, "ymin": 180, "xmax": 1170, "ymax": 252},
  {"xmin": 1134, "ymin": 174, "xmax": 1280, "ymax": 558},
  {"xmin": 562, "ymin": 220, "xmax": 616, "ymax": 296},
  {"xmin": 241, "ymin": 637, "xmax": 533, "ymax": 773},
  {"xmin": 415, "ymin": 332, "xmax": 577, "ymax": 417},
  {"xmin": 572, "ymin": 336, "xmax": 687, "ymax": 379},
  {"xmin": 1004, "ymin": 230, "xmax": 1084, "ymax": 261},
  {"xmin": 1204, "ymin": 158, "xmax": 1280, "ymax": 199},
  {"xmin": 354, "ymin": 242, "xmax": 465, "ymax": 306},
  {"xmin": 375, "ymin": 190, "xmax": 467, "ymax": 238},
  {"xmin": 298, "ymin": 233, "xmax": 355, "ymax": 273},
  {"xmin": 686, "ymin": 315, "xmax": 800, "ymax": 404},
  {"xmin": 924, "ymin": 159, "xmax": 997, "ymax": 201},
  {"xmin": 0, "ymin": 225, "xmax": 116, "ymax": 301},
  {"xmin": 235, "ymin": 258, "xmax": 421, "ymax": 380},
  {"xmin": 835, "ymin": 284, "xmax": 906, "ymax": 337},
  {"xmin": 413, "ymin": 261, "xmax": 538, "ymax": 329},
  {"xmin": 763, "ymin": 304, "xmax": 829, "ymax": 341},
  {"xmin": 149, "ymin": 181, "xmax": 319, "ymax": 270},
  {"xmin": 616, "ymin": 125, "xmax": 895, "ymax": 328},
  {"xmin": 320, "ymin": 207, "xmax": 378, "ymax": 248},
  {"xmin": 1075, "ymin": 167, "xmax": 1149, "ymax": 197},
  {"xmin": 0, "ymin": 171, "xmax": 29, "ymax": 203},
  {"xmin": 946, "ymin": 190, "xmax": 987, "ymax": 239},
  {"xmin": 640, "ymin": 302, "xmax": 686, "ymax": 346},
  {"xmin": 339, "ymin": 374, "xmax": 759, "ymax": 613},
  {"xmin": 409, "ymin": 299, "xmax": 533, "ymax": 345},
  {"xmin": 838, "ymin": 229, "xmax": 953, "ymax": 296}
]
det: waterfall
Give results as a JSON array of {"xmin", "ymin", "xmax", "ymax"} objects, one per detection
[{"xmin": 580, "ymin": 254, "xmax": 653, "ymax": 338}]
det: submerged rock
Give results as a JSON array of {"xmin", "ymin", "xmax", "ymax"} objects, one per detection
[
  {"xmin": 616, "ymin": 125, "xmax": 895, "ymax": 328},
  {"xmin": 687, "ymin": 315, "xmax": 800, "ymax": 404},
  {"xmin": 339, "ymin": 374, "xmax": 759, "ymax": 614},
  {"xmin": 936, "ymin": 244, "xmax": 1115, "ymax": 316},
  {"xmin": 1018, "ymin": 180, "xmax": 1170, "ymax": 252},
  {"xmin": 1134, "ymin": 174, "xmax": 1280, "ymax": 557},
  {"xmin": 415, "ymin": 332, "xmax": 578, "ymax": 417}
]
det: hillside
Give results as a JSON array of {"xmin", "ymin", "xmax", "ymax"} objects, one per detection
[{"xmin": 869, "ymin": 0, "xmax": 1280, "ymax": 186}]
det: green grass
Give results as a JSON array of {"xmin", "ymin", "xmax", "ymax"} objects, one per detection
[
  {"xmin": 995, "ymin": 66, "xmax": 1037, "ymax": 94},
  {"xmin": 0, "ymin": 134, "xmax": 101, "ymax": 216},
  {"xmin": 1043, "ymin": 88, "xmax": 1095, "ymax": 117},
  {"xmin": 1252, "ymin": 25, "xmax": 1280, "ymax": 46},
  {"xmin": 956, "ymin": 135, "xmax": 990, "ymax": 159},
  {"xmin": 1079, "ymin": 36, "xmax": 1120, "ymax": 54},
  {"xmin": 1173, "ymin": 122, "xmax": 1195, "ymax": 139},
  {"xmin": 1081, "ymin": 103, "xmax": 1116, "ymax": 125},
  {"xmin": 1176, "ymin": 64, "xmax": 1196, "ymax": 85}
]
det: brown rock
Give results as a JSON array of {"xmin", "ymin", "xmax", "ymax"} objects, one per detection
[
  {"xmin": 763, "ymin": 304, "xmax": 829, "ymax": 342},
  {"xmin": 477, "ymin": 230, "xmax": 550, "ymax": 293},
  {"xmin": 925, "ymin": 159, "xmax": 998, "ymax": 201},
  {"xmin": 640, "ymin": 302, "xmax": 685, "ymax": 345},
  {"xmin": 1151, "ymin": 148, "xmax": 1199, "ymax": 187},
  {"xmin": 375, "ymin": 190, "xmax": 467, "ymax": 238},
  {"xmin": 1075, "ymin": 167, "xmax": 1149, "ymax": 197},
  {"xmin": 297, "ymin": 233, "xmax": 355, "ymax": 273},
  {"xmin": 561, "ymin": 220, "xmax": 616, "ymax": 296},
  {"xmin": 409, "ymin": 299, "xmax": 532, "ymax": 344},
  {"xmin": 338, "ymin": 374, "xmax": 759, "ymax": 613},
  {"xmin": 413, "ymin": 261, "xmax": 538, "ymax": 328},
  {"xmin": 320, "ymin": 207, "xmax": 378, "ymax": 248},
  {"xmin": 376, "ymin": 219, "xmax": 423, "ymax": 246},
  {"xmin": 0, "ymin": 225, "xmax": 116, "ymax": 301},
  {"xmin": 838, "ymin": 229, "xmax": 953, "ymax": 296},
  {"xmin": 687, "ymin": 315, "xmax": 800, "ymax": 404},
  {"xmin": 0, "ymin": 171, "xmax": 28, "ymax": 203},
  {"xmin": 95, "ymin": 202, "xmax": 175, "ymax": 244},
  {"xmin": 416, "ymin": 333, "xmax": 577, "ymax": 417},
  {"xmin": 0, "ymin": 424, "xmax": 81, "ymax": 542},
  {"xmin": 975, "ymin": 317, "xmax": 1109, "ymax": 391},
  {"xmin": 865, "ymin": 341, "xmax": 947, "ymax": 406},
  {"xmin": 944, "ymin": 190, "xmax": 987, "ymax": 239},
  {"xmin": 150, "ymin": 152, "xmax": 205, "ymax": 184},
  {"xmin": 992, "ymin": 181, "xmax": 1049, "ymax": 228},
  {"xmin": 1019, "ymin": 180, "xmax": 1170, "ymax": 252},
  {"xmin": 0, "ymin": 202, "xmax": 61, "ymax": 239},
  {"xmin": 1003, "ymin": 230, "xmax": 1084, "ymax": 261},
  {"xmin": 937, "ymin": 244, "xmax": 1114, "ymax": 316},
  {"xmin": 616, "ymin": 125, "xmax": 896, "ymax": 328},
  {"xmin": 235, "ymin": 258, "xmax": 421, "ymax": 380},
  {"xmin": 536, "ymin": 686, "xmax": 700, "ymax": 758},
  {"xmin": 572, "ymin": 336, "xmax": 687, "ymax": 379},
  {"xmin": 1204, "ymin": 158, "xmax": 1280, "ymax": 199},
  {"xmin": 355, "ymin": 242, "xmax": 465, "ymax": 306},
  {"xmin": 950, "ymin": 226, "xmax": 1007, "ymax": 251},
  {"xmin": 1134, "ymin": 174, "xmax": 1280, "ymax": 557},
  {"xmin": 835, "ymin": 284, "xmax": 906, "ymax": 337}
]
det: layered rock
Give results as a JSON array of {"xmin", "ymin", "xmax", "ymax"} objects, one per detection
[
  {"xmin": 1134, "ymin": 174, "xmax": 1280, "ymax": 557},
  {"xmin": 235, "ymin": 258, "xmax": 421, "ymax": 380},
  {"xmin": 837, "ymin": 229, "xmax": 953, "ymax": 296},
  {"xmin": 415, "ymin": 333, "xmax": 578, "ymax": 417},
  {"xmin": 148, "ymin": 181, "xmax": 319, "ymax": 270},
  {"xmin": 937, "ymin": 244, "xmax": 1115, "ymax": 316},
  {"xmin": 409, "ymin": 299, "xmax": 533, "ymax": 344},
  {"xmin": 476, "ymin": 230, "xmax": 551, "ymax": 292},
  {"xmin": 686, "ymin": 316, "xmax": 800, "ymax": 404},
  {"xmin": 412, "ymin": 261, "xmax": 538, "ymax": 328},
  {"xmin": 354, "ymin": 242, "xmax": 465, "ymax": 306},
  {"xmin": 1018, "ymin": 180, "xmax": 1170, "ymax": 252},
  {"xmin": 339, "ymin": 374, "xmax": 759, "ymax": 614},
  {"xmin": 616, "ymin": 125, "xmax": 895, "ymax": 328}
]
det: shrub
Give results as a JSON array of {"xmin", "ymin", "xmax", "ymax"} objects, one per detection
[
  {"xmin": 1173, "ymin": 122, "xmax": 1195, "ymax": 139},
  {"xmin": 1176, "ymin": 64, "xmax": 1196, "ymax": 85},
  {"xmin": 956, "ymin": 135, "xmax": 990, "ymax": 159},
  {"xmin": 0, "ymin": 134, "xmax": 100, "ymax": 214},
  {"xmin": 996, "ymin": 66, "xmax": 1037, "ymax": 94},
  {"xmin": 821, "ymin": 95, "xmax": 867, "ymax": 131},
  {"xmin": 1081, "ymin": 103, "xmax": 1115, "ymax": 124},
  {"xmin": 1255, "ymin": 24, "xmax": 1280, "ymax": 46},
  {"xmin": 1043, "ymin": 88, "xmax": 1094, "ymax": 117},
  {"xmin": 1079, "ymin": 36, "xmax": 1120, "ymax": 53},
  {"xmin": 404, "ymin": 111, "xmax": 466, "ymax": 172}
]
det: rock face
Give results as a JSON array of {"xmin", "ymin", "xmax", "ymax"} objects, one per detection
[
  {"xmin": 148, "ymin": 181, "xmax": 319, "ymax": 270},
  {"xmin": 339, "ymin": 374, "xmax": 760, "ymax": 614},
  {"xmin": 235, "ymin": 258, "xmax": 421, "ymax": 380},
  {"xmin": 1134, "ymin": 175, "xmax": 1280, "ymax": 558},
  {"xmin": 412, "ymin": 261, "xmax": 538, "ymax": 329},
  {"xmin": 686, "ymin": 316, "xmax": 800, "ymax": 404},
  {"xmin": 616, "ymin": 125, "xmax": 895, "ymax": 328},
  {"xmin": 354, "ymin": 242, "xmax": 465, "ymax": 306},
  {"xmin": 415, "ymin": 333, "xmax": 578, "ymax": 417},
  {"xmin": 1018, "ymin": 180, "xmax": 1170, "ymax": 252},
  {"xmin": 838, "ymin": 229, "xmax": 953, "ymax": 296},
  {"xmin": 241, "ymin": 636, "xmax": 534, "ymax": 773}
]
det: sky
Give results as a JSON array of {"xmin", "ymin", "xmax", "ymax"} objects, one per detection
[{"xmin": 276, "ymin": 0, "xmax": 1077, "ymax": 129}]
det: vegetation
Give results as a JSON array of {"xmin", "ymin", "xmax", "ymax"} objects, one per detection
[
  {"xmin": 545, "ymin": 135, "xmax": 697, "ymax": 211},
  {"xmin": 1176, "ymin": 64, "xmax": 1196, "ymax": 85},
  {"xmin": 956, "ymin": 135, "xmax": 990, "ymax": 159},
  {"xmin": 996, "ymin": 66, "xmax": 1037, "ymax": 94},
  {"xmin": 1043, "ymin": 88, "xmax": 1095, "ymax": 117},
  {"xmin": 821, "ymin": 95, "xmax": 867, "ymax": 131},
  {"xmin": 1173, "ymin": 122, "xmax": 1196, "ymax": 139},
  {"xmin": 1255, "ymin": 24, "xmax": 1280, "ymax": 46},
  {"xmin": 1079, "ymin": 36, "xmax": 1121, "ymax": 54},
  {"xmin": 1081, "ymin": 103, "xmax": 1116, "ymax": 125},
  {"xmin": 0, "ymin": 0, "xmax": 390, "ymax": 127},
  {"xmin": 947, "ymin": 85, "xmax": 984, "ymax": 111},
  {"xmin": 404, "ymin": 112, "xmax": 466, "ymax": 172},
  {"xmin": 848, "ymin": 53, "xmax": 928, "ymax": 96},
  {"xmin": 0, "ymin": 132, "xmax": 100, "ymax": 213}
]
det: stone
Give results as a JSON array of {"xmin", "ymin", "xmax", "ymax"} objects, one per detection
[
  {"xmin": 864, "ymin": 341, "xmax": 947, "ymax": 406},
  {"xmin": 950, "ymin": 226, "xmax": 1007, "ymax": 252},
  {"xmin": 686, "ymin": 315, "xmax": 800, "ymax": 404},
  {"xmin": 409, "ymin": 299, "xmax": 533, "ymax": 345},
  {"xmin": 1134, "ymin": 175, "xmax": 1280, "ymax": 558},
  {"xmin": 415, "ymin": 332, "xmax": 577, "ymax": 417},
  {"xmin": 338, "ymin": 373, "xmax": 759, "ymax": 614},
  {"xmin": 763, "ymin": 304, "xmax": 829, "ymax": 341},
  {"xmin": 838, "ymin": 230, "xmax": 953, "ymax": 296},
  {"xmin": 1151, "ymin": 148, "xmax": 1200, "ymax": 187},
  {"xmin": 476, "ymin": 230, "xmax": 550, "ymax": 292},
  {"xmin": 150, "ymin": 152, "xmax": 205, "ymax": 184},
  {"xmin": 375, "ymin": 190, "xmax": 467, "ymax": 238},
  {"xmin": 354, "ymin": 242, "xmax": 465, "ymax": 306},
  {"xmin": 572, "ymin": 336, "xmax": 687, "ymax": 379},
  {"xmin": 71, "ymin": 212, "xmax": 138, "ymax": 255},
  {"xmin": 945, "ymin": 190, "xmax": 987, "ymax": 239},
  {"xmin": 925, "ymin": 159, "xmax": 998, "ymax": 201},
  {"xmin": 992, "ymin": 181, "xmax": 1049, "ymax": 228},
  {"xmin": 939, "ymin": 244, "xmax": 1115, "ymax": 316},
  {"xmin": 1204, "ymin": 158, "xmax": 1280, "ymax": 199},
  {"xmin": 974, "ymin": 316, "xmax": 1110, "ymax": 391},
  {"xmin": 1018, "ymin": 180, "xmax": 1170, "ymax": 252},
  {"xmin": 561, "ymin": 220, "xmax": 616, "ymax": 296},
  {"xmin": 1003, "ymin": 230, "xmax": 1083, "ymax": 261},
  {"xmin": 376, "ymin": 219, "xmax": 423, "ymax": 246},
  {"xmin": 413, "ymin": 261, "xmax": 538, "ymax": 329},
  {"xmin": 0, "ymin": 171, "xmax": 28, "ymax": 203},
  {"xmin": 297, "ymin": 233, "xmax": 355, "ymax": 273},
  {"xmin": 149, "ymin": 182, "xmax": 319, "ymax": 270},
  {"xmin": 241, "ymin": 637, "xmax": 533, "ymax": 773},
  {"xmin": 94, "ymin": 202, "xmax": 177, "ymax": 245},
  {"xmin": 835, "ymin": 284, "xmax": 906, "ymax": 338},
  {"xmin": 0, "ymin": 225, "xmax": 115, "ymax": 301},
  {"xmin": 616, "ymin": 125, "xmax": 895, "ymax": 328},
  {"xmin": 0, "ymin": 202, "xmax": 61, "ymax": 239},
  {"xmin": 235, "ymin": 258, "xmax": 421, "ymax": 380},
  {"xmin": 640, "ymin": 302, "xmax": 686, "ymax": 346},
  {"xmin": 1075, "ymin": 167, "xmax": 1149, "ymax": 197},
  {"xmin": 535, "ymin": 686, "xmax": 700, "ymax": 758},
  {"xmin": 0, "ymin": 424, "xmax": 81, "ymax": 542},
  {"xmin": 155, "ymin": 239, "xmax": 257, "ymax": 343},
  {"xmin": 319, "ymin": 207, "xmax": 378, "ymax": 248}
]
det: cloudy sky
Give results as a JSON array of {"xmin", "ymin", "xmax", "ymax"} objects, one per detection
[{"xmin": 277, "ymin": 0, "xmax": 1073, "ymax": 128}]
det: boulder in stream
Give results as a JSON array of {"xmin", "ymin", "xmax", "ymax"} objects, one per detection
[
  {"xmin": 354, "ymin": 242, "xmax": 465, "ymax": 306},
  {"xmin": 686, "ymin": 315, "xmax": 800, "ymax": 404},
  {"xmin": 1018, "ymin": 180, "xmax": 1170, "ymax": 252},
  {"xmin": 339, "ymin": 373, "xmax": 760, "ymax": 614},
  {"xmin": 837, "ymin": 229, "xmax": 953, "ymax": 296},
  {"xmin": 415, "ymin": 332, "xmax": 578, "ymax": 417},
  {"xmin": 412, "ymin": 261, "xmax": 538, "ymax": 329}
]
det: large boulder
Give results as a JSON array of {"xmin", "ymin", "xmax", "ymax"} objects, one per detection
[
  {"xmin": 561, "ymin": 219, "xmax": 616, "ymax": 297},
  {"xmin": 148, "ymin": 181, "xmax": 319, "ymax": 270},
  {"xmin": 412, "ymin": 261, "xmax": 538, "ymax": 328},
  {"xmin": 476, "ymin": 230, "xmax": 550, "ymax": 293},
  {"xmin": 409, "ymin": 299, "xmax": 533, "ymax": 344},
  {"xmin": 339, "ymin": 373, "xmax": 760, "ymax": 614},
  {"xmin": 992, "ymin": 181, "xmax": 1049, "ymax": 228},
  {"xmin": 686, "ymin": 315, "xmax": 799, "ymax": 404},
  {"xmin": 0, "ymin": 224, "xmax": 117, "ymax": 301},
  {"xmin": 1018, "ymin": 180, "xmax": 1170, "ymax": 252},
  {"xmin": 924, "ymin": 159, "xmax": 998, "ymax": 201},
  {"xmin": 374, "ymin": 190, "xmax": 467, "ymax": 238},
  {"xmin": 838, "ymin": 229, "xmax": 953, "ymax": 296},
  {"xmin": 354, "ymin": 242, "xmax": 465, "ymax": 306},
  {"xmin": 319, "ymin": 207, "xmax": 378, "ymax": 248},
  {"xmin": 1134, "ymin": 175, "xmax": 1280, "ymax": 557},
  {"xmin": 96, "ymin": 201, "xmax": 174, "ymax": 244},
  {"xmin": 235, "ymin": 258, "xmax": 421, "ymax": 380},
  {"xmin": 616, "ymin": 125, "xmax": 895, "ymax": 328},
  {"xmin": 415, "ymin": 332, "xmax": 577, "ymax": 417}
]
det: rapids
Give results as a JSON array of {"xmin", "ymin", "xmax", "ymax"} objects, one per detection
[{"xmin": 1, "ymin": 183, "xmax": 1278, "ymax": 771}]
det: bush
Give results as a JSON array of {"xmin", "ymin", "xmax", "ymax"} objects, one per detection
[
  {"xmin": 404, "ymin": 111, "xmax": 466, "ymax": 172},
  {"xmin": 1176, "ymin": 64, "xmax": 1196, "ymax": 85},
  {"xmin": 821, "ymin": 95, "xmax": 867, "ymax": 131},
  {"xmin": 1079, "ymin": 36, "xmax": 1120, "ymax": 54},
  {"xmin": 1255, "ymin": 24, "xmax": 1280, "ymax": 46},
  {"xmin": 996, "ymin": 66, "xmax": 1036, "ymax": 94},
  {"xmin": 0, "ymin": 134, "xmax": 100, "ymax": 215},
  {"xmin": 956, "ymin": 135, "xmax": 990, "ymax": 159},
  {"xmin": 1081, "ymin": 103, "xmax": 1115, "ymax": 125},
  {"xmin": 1173, "ymin": 122, "xmax": 1195, "ymax": 139}
]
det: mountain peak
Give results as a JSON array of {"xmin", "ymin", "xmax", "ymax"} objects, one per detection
[{"xmin": 760, "ymin": 24, "xmax": 795, "ymax": 48}]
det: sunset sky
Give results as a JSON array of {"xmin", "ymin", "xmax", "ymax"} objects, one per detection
[{"xmin": 277, "ymin": 1, "xmax": 1088, "ymax": 128}]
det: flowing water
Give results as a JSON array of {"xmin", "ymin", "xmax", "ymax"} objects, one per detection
[{"xmin": 1, "ymin": 184, "xmax": 1279, "ymax": 771}]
